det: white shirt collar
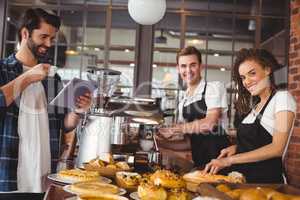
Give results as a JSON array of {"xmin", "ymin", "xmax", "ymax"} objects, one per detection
[{"xmin": 184, "ymin": 78, "xmax": 205, "ymax": 99}]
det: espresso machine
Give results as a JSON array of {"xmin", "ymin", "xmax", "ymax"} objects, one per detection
[{"xmin": 76, "ymin": 67, "xmax": 163, "ymax": 168}]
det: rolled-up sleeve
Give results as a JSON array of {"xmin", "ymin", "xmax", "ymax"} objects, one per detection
[{"xmin": 205, "ymin": 81, "xmax": 228, "ymax": 112}]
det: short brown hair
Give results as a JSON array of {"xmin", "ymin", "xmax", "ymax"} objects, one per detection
[{"xmin": 176, "ymin": 46, "xmax": 202, "ymax": 64}]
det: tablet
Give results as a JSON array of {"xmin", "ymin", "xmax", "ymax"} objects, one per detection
[{"xmin": 50, "ymin": 78, "xmax": 96, "ymax": 109}]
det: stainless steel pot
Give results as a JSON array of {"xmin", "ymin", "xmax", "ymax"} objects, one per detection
[
  {"xmin": 110, "ymin": 116, "xmax": 139, "ymax": 145},
  {"xmin": 76, "ymin": 115, "xmax": 112, "ymax": 167},
  {"xmin": 76, "ymin": 115, "xmax": 140, "ymax": 167},
  {"xmin": 110, "ymin": 116, "xmax": 128, "ymax": 145}
]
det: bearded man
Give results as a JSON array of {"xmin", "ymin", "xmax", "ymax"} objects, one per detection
[{"xmin": 0, "ymin": 8, "xmax": 91, "ymax": 192}]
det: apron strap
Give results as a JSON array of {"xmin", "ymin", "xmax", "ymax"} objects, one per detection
[
  {"xmin": 202, "ymin": 82, "xmax": 207, "ymax": 96},
  {"xmin": 256, "ymin": 90, "xmax": 276, "ymax": 121}
]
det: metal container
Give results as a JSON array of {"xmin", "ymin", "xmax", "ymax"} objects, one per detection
[
  {"xmin": 76, "ymin": 115, "xmax": 113, "ymax": 167},
  {"xmin": 86, "ymin": 67, "xmax": 121, "ymax": 98},
  {"xmin": 110, "ymin": 116, "xmax": 128, "ymax": 145}
]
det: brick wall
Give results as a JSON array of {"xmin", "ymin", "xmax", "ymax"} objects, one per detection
[{"xmin": 285, "ymin": 0, "xmax": 300, "ymax": 188}]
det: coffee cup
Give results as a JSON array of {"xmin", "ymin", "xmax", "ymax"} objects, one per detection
[{"xmin": 48, "ymin": 65, "xmax": 58, "ymax": 77}]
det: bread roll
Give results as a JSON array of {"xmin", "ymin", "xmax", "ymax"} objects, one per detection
[
  {"xmin": 183, "ymin": 170, "xmax": 245, "ymax": 184},
  {"xmin": 167, "ymin": 188, "xmax": 191, "ymax": 200},
  {"xmin": 269, "ymin": 192, "xmax": 291, "ymax": 200},
  {"xmin": 138, "ymin": 182, "xmax": 167, "ymax": 200},
  {"xmin": 240, "ymin": 188, "xmax": 267, "ymax": 200},
  {"xmin": 216, "ymin": 184, "xmax": 231, "ymax": 193},
  {"xmin": 225, "ymin": 189, "xmax": 244, "ymax": 200},
  {"xmin": 150, "ymin": 170, "xmax": 186, "ymax": 189},
  {"xmin": 115, "ymin": 162, "xmax": 130, "ymax": 170},
  {"xmin": 115, "ymin": 171, "xmax": 141, "ymax": 191}
]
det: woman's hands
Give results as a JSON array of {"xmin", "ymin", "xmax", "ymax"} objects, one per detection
[
  {"xmin": 204, "ymin": 157, "xmax": 233, "ymax": 174},
  {"xmin": 217, "ymin": 145, "xmax": 237, "ymax": 159},
  {"xmin": 204, "ymin": 145, "xmax": 237, "ymax": 174}
]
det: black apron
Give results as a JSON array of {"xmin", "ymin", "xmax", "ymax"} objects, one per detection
[
  {"xmin": 182, "ymin": 82, "xmax": 230, "ymax": 167},
  {"xmin": 234, "ymin": 92, "xmax": 284, "ymax": 183}
]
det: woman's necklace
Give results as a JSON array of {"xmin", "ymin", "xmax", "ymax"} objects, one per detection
[{"xmin": 252, "ymin": 91, "xmax": 272, "ymax": 117}]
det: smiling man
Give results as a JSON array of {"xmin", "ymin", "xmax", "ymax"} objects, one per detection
[
  {"xmin": 0, "ymin": 8, "xmax": 91, "ymax": 192},
  {"xmin": 158, "ymin": 46, "xmax": 230, "ymax": 168}
]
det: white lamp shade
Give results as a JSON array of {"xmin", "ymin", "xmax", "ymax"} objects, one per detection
[{"xmin": 128, "ymin": 0, "xmax": 166, "ymax": 25}]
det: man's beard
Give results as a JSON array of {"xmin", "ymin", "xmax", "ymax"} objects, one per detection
[{"xmin": 27, "ymin": 37, "xmax": 50, "ymax": 63}]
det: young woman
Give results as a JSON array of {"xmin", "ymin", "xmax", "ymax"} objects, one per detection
[
  {"xmin": 158, "ymin": 46, "xmax": 230, "ymax": 167},
  {"xmin": 204, "ymin": 48, "xmax": 296, "ymax": 183}
]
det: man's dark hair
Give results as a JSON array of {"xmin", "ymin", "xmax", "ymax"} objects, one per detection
[
  {"xmin": 17, "ymin": 8, "xmax": 61, "ymax": 42},
  {"xmin": 176, "ymin": 46, "xmax": 202, "ymax": 64}
]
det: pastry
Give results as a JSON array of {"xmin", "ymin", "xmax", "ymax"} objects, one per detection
[
  {"xmin": 138, "ymin": 181, "xmax": 168, "ymax": 200},
  {"xmin": 216, "ymin": 184, "xmax": 231, "ymax": 193},
  {"xmin": 150, "ymin": 170, "xmax": 186, "ymax": 189},
  {"xmin": 88, "ymin": 157, "xmax": 106, "ymax": 168},
  {"xmin": 183, "ymin": 170, "xmax": 245, "ymax": 184},
  {"xmin": 57, "ymin": 169, "xmax": 100, "ymax": 182},
  {"xmin": 167, "ymin": 188, "xmax": 192, "ymax": 200},
  {"xmin": 115, "ymin": 171, "xmax": 141, "ymax": 190},
  {"xmin": 239, "ymin": 188, "xmax": 267, "ymax": 200},
  {"xmin": 78, "ymin": 194, "xmax": 129, "ymax": 200},
  {"xmin": 70, "ymin": 181, "xmax": 120, "ymax": 196},
  {"xmin": 115, "ymin": 162, "xmax": 130, "ymax": 170},
  {"xmin": 225, "ymin": 189, "xmax": 244, "ymax": 200},
  {"xmin": 85, "ymin": 157, "xmax": 131, "ymax": 170},
  {"xmin": 84, "ymin": 156, "xmax": 132, "ymax": 177}
]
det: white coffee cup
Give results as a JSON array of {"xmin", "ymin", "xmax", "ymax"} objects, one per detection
[{"xmin": 48, "ymin": 65, "xmax": 58, "ymax": 77}]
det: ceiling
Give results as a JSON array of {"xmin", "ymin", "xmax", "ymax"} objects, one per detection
[{"xmin": 9, "ymin": 0, "xmax": 288, "ymax": 42}]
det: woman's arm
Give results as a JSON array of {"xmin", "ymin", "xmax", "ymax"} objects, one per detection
[
  {"xmin": 205, "ymin": 110, "xmax": 295, "ymax": 174},
  {"xmin": 230, "ymin": 110, "xmax": 295, "ymax": 164}
]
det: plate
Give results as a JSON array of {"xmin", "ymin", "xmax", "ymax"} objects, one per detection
[
  {"xmin": 124, "ymin": 110, "xmax": 153, "ymax": 117},
  {"xmin": 66, "ymin": 195, "xmax": 129, "ymax": 200},
  {"xmin": 63, "ymin": 185, "xmax": 127, "ymax": 196},
  {"xmin": 47, "ymin": 173, "xmax": 112, "ymax": 184},
  {"xmin": 192, "ymin": 197, "xmax": 221, "ymax": 200},
  {"xmin": 130, "ymin": 192, "xmax": 140, "ymax": 200}
]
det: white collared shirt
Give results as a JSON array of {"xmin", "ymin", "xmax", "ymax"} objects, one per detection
[
  {"xmin": 242, "ymin": 90, "xmax": 296, "ymax": 136},
  {"xmin": 177, "ymin": 79, "xmax": 228, "ymax": 128}
]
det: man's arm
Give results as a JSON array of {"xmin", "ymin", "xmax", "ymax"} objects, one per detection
[
  {"xmin": 63, "ymin": 112, "xmax": 81, "ymax": 132},
  {"xmin": 0, "ymin": 63, "xmax": 50, "ymax": 107},
  {"xmin": 182, "ymin": 108, "xmax": 222, "ymax": 134},
  {"xmin": 63, "ymin": 93, "xmax": 92, "ymax": 132},
  {"xmin": 1, "ymin": 73, "xmax": 31, "ymax": 107},
  {"xmin": 157, "ymin": 136, "xmax": 191, "ymax": 151}
]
